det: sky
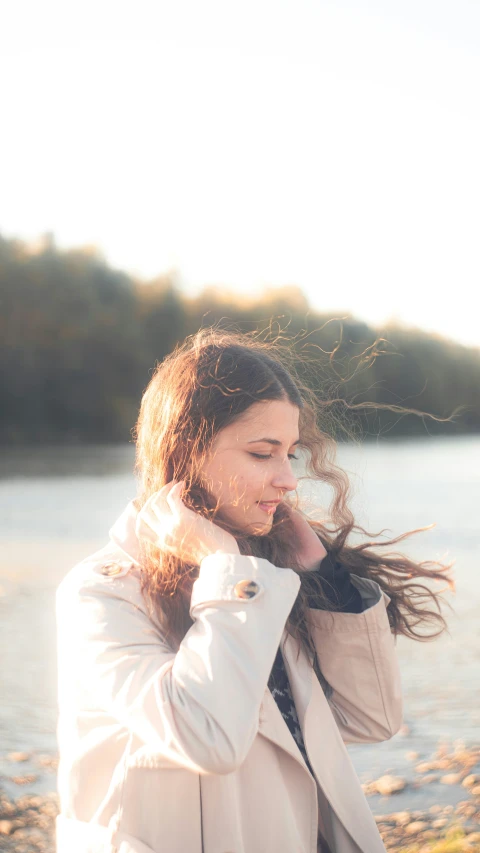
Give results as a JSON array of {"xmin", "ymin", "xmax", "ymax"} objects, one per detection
[{"xmin": 2, "ymin": 0, "xmax": 480, "ymax": 348}]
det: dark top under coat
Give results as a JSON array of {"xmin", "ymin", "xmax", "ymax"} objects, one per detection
[
  {"xmin": 267, "ymin": 551, "xmax": 363, "ymax": 853},
  {"xmin": 267, "ymin": 550, "xmax": 363, "ymax": 773}
]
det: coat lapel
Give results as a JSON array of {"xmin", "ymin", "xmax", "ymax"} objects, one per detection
[{"xmin": 259, "ymin": 631, "xmax": 386, "ymax": 853}]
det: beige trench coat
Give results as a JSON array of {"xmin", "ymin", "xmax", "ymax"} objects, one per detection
[{"xmin": 55, "ymin": 501, "xmax": 403, "ymax": 853}]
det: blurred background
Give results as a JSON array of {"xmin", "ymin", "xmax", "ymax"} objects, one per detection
[{"xmin": 1, "ymin": 1, "xmax": 479, "ymax": 851}]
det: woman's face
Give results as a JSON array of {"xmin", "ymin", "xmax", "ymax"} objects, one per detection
[{"xmin": 200, "ymin": 398, "xmax": 300, "ymax": 535}]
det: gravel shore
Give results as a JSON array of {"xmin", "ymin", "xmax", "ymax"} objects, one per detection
[{"xmin": 1, "ymin": 744, "xmax": 479, "ymax": 852}]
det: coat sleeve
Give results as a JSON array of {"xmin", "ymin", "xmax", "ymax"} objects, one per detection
[
  {"xmin": 307, "ymin": 574, "xmax": 404, "ymax": 744},
  {"xmin": 56, "ymin": 553, "xmax": 300, "ymax": 777}
]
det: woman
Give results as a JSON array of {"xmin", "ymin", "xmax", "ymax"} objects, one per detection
[{"xmin": 55, "ymin": 328, "xmax": 452, "ymax": 853}]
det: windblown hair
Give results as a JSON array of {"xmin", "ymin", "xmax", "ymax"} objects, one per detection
[{"xmin": 133, "ymin": 326, "xmax": 453, "ymax": 670}]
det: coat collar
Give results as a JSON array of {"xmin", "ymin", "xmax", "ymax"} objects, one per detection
[{"xmin": 109, "ymin": 500, "xmax": 142, "ymax": 565}]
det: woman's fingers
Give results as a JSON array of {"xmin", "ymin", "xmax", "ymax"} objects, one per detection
[
  {"xmin": 136, "ymin": 482, "xmax": 177, "ymax": 544},
  {"xmin": 135, "ymin": 480, "xmax": 239, "ymax": 562},
  {"xmin": 149, "ymin": 481, "xmax": 179, "ymax": 520},
  {"xmin": 135, "ymin": 502, "xmax": 161, "ymax": 545},
  {"xmin": 165, "ymin": 481, "xmax": 185, "ymax": 516},
  {"xmin": 136, "ymin": 481, "xmax": 191, "ymax": 548}
]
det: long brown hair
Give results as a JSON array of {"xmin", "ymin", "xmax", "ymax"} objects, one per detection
[{"xmin": 133, "ymin": 326, "xmax": 454, "ymax": 668}]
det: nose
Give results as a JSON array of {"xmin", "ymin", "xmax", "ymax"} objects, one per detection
[{"xmin": 270, "ymin": 458, "xmax": 298, "ymax": 494}]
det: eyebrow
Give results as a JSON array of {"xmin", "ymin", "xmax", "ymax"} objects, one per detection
[{"xmin": 247, "ymin": 437, "xmax": 301, "ymax": 446}]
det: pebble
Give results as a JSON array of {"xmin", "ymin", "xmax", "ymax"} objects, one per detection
[
  {"xmin": 37, "ymin": 754, "xmax": 58, "ymax": 769},
  {"xmin": 415, "ymin": 761, "xmax": 432, "ymax": 773},
  {"xmin": 0, "ymin": 801, "xmax": 16, "ymax": 817},
  {"xmin": 440, "ymin": 772, "xmax": 463, "ymax": 785},
  {"xmin": 470, "ymin": 784, "xmax": 480, "ymax": 797},
  {"xmin": 6, "ymin": 753, "xmax": 30, "ymax": 763},
  {"xmin": 418, "ymin": 774, "xmax": 439, "ymax": 784},
  {"xmin": 40, "ymin": 801, "xmax": 58, "ymax": 817},
  {"xmin": 374, "ymin": 775, "xmax": 407, "ymax": 795},
  {"xmin": 454, "ymin": 800, "xmax": 472, "ymax": 813},
  {"xmin": 415, "ymin": 758, "xmax": 451, "ymax": 773},
  {"xmin": 0, "ymin": 820, "xmax": 13, "ymax": 835},
  {"xmin": 405, "ymin": 820, "xmax": 429, "ymax": 834},
  {"xmin": 10, "ymin": 775, "xmax": 38, "ymax": 786},
  {"xmin": 431, "ymin": 818, "xmax": 448, "ymax": 828},
  {"xmin": 462, "ymin": 774, "xmax": 480, "ymax": 788},
  {"xmin": 389, "ymin": 811, "xmax": 411, "ymax": 826}
]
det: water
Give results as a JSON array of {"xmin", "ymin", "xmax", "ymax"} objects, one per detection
[{"xmin": 0, "ymin": 437, "xmax": 479, "ymax": 804}]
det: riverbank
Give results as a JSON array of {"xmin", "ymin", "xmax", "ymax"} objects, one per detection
[{"xmin": 1, "ymin": 743, "xmax": 479, "ymax": 852}]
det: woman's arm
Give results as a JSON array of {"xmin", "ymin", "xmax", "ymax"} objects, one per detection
[
  {"xmin": 283, "ymin": 504, "xmax": 402, "ymax": 743},
  {"xmin": 307, "ymin": 573, "xmax": 403, "ymax": 744},
  {"xmin": 56, "ymin": 551, "xmax": 300, "ymax": 777}
]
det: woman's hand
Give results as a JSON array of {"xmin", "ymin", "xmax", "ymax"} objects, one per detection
[
  {"xmin": 282, "ymin": 503, "xmax": 327, "ymax": 571},
  {"xmin": 135, "ymin": 480, "xmax": 240, "ymax": 565}
]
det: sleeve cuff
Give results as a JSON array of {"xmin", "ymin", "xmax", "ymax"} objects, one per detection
[
  {"xmin": 308, "ymin": 575, "xmax": 392, "ymax": 632},
  {"xmin": 190, "ymin": 552, "xmax": 300, "ymax": 615},
  {"xmin": 304, "ymin": 552, "xmax": 364, "ymax": 613}
]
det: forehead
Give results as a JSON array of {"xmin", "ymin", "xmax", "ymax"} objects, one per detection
[{"xmin": 219, "ymin": 399, "xmax": 300, "ymax": 441}]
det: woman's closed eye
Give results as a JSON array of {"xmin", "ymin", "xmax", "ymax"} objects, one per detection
[{"xmin": 250, "ymin": 452, "xmax": 299, "ymax": 461}]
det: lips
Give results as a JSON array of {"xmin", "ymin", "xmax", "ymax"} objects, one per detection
[{"xmin": 257, "ymin": 500, "xmax": 281, "ymax": 514}]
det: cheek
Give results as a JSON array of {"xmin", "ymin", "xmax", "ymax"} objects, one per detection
[
  {"xmin": 201, "ymin": 458, "xmax": 245, "ymax": 501},
  {"xmin": 227, "ymin": 461, "xmax": 266, "ymax": 502},
  {"xmin": 202, "ymin": 455, "xmax": 267, "ymax": 505}
]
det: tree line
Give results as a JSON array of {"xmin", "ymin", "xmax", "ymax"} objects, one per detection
[{"xmin": 1, "ymin": 232, "xmax": 479, "ymax": 444}]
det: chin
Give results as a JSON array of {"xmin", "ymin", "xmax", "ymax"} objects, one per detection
[
  {"xmin": 223, "ymin": 510, "xmax": 273, "ymax": 538},
  {"xmin": 245, "ymin": 518, "xmax": 272, "ymax": 537}
]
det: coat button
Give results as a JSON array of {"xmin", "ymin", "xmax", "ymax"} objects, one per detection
[
  {"xmin": 234, "ymin": 580, "xmax": 260, "ymax": 599},
  {"xmin": 100, "ymin": 562, "xmax": 125, "ymax": 576}
]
